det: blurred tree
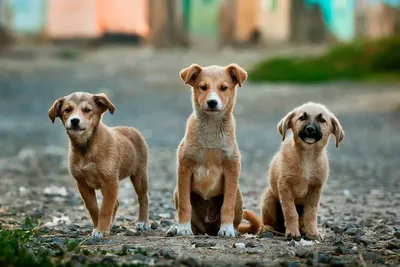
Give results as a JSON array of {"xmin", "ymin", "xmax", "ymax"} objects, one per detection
[{"xmin": 149, "ymin": 0, "xmax": 189, "ymax": 47}]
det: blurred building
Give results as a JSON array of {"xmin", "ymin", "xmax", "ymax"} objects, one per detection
[{"xmin": 0, "ymin": 0, "xmax": 398, "ymax": 48}]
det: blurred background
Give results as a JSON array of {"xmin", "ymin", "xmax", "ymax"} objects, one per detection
[{"xmin": 0, "ymin": 1, "xmax": 399, "ymax": 265}]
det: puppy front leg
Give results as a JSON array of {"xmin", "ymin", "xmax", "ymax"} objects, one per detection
[
  {"xmin": 303, "ymin": 186, "xmax": 322, "ymax": 241},
  {"xmin": 176, "ymin": 164, "xmax": 193, "ymax": 236},
  {"xmin": 219, "ymin": 159, "xmax": 240, "ymax": 237},
  {"xmin": 278, "ymin": 183, "xmax": 301, "ymax": 239},
  {"xmin": 93, "ymin": 183, "xmax": 118, "ymax": 238},
  {"xmin": 77, "ymin": 182, "xmax": 99, "ymax": 229}
]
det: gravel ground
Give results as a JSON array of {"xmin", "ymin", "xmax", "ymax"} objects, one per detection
[{"xmin": 0, "ymin": 46, "xmax": 399, "ymax": 266}]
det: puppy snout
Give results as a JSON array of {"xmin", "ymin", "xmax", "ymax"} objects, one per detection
[
  {"xmin": 305, "ymin": 125, "xmax": 316, "ymax": 135},
  {"xmin": 207, "ymin": 99, "xmax": 218, "ymax": 109},
  {"xmin": 70, "ymin": 118, "xmax": 80, "ymax": 127}
]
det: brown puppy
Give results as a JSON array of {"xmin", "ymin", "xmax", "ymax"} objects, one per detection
[
  {"xmin": 48, "ymin": 92, "xmax": 149, "ymax": 238},
  {"xmin": 167, "ymin": 64, "xmax": 261, "ymax": 237},
  {"xmin": 261, "ymin": 102, "xmax": 344, "ymax": 241}
]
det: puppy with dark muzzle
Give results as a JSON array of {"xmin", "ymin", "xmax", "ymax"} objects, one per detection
[
  {"xmin": 260, "ymin": 102, "xmax": 344, "ymax": 240},
  {"xmin": 48, "ymin": 92, "xmax": 150, "ymax": 238}
]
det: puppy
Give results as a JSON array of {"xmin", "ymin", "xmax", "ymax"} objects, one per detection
[
  {"xmin": 261, "ymin": 102, "xmax": 344, "ymax": 241},
  {"xmin": 48, "ymin": 92, "xmax": 149, "ymax": 238},
  {"xmin": 168, "ymin": 64, "xmax": 261, "ymax": 237}
]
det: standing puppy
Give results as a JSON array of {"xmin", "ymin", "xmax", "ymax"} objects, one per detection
[
  {"xmin": 261, "ymin": 102, "xmax": 344, "ymax": 240},
  {"xmin": 48, "ymin": 92, "xmax": 149, "ymax": 238},
  {"xmin": 168, "ymin": 64, "xmax": 261, "ymax": 237}
]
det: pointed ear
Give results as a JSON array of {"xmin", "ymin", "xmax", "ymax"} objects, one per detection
[
  {"xmin": 277, "ymin": 110, "xmax": 296, "ymax": 141},
  {"xmin": 48, "ymin": 98, "xmax": 64, "ymax": 123},
  {"xmin": 226, "ymin": 63, "xmax": 247, "ymax": 87},
  {"xmin": 179, "ymin": 64, "xmax": 202, "ymax": 87},
  {"xmin": 331, "ymin": 114, "xmax": 344, "ymax": 148},
  {"xmin": 93, "ymin": 93, "xmax": 115, "ymax": 114}
]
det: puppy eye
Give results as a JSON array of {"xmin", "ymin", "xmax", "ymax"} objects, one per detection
[
  {"xmin": 319, "ymin": 117, "xmax": 326, "ymax": 123},
  {"xmin": 200, "ymin": 85, "xmax": 207, "ymax": 91},
  {"xmin": 220, "ymin": 85, "xmax": 228, "ymax": 91},
  {"xmin": 64, "ymin": 107, "xmax": 72, "ymax": 113},
  {"xmin": 298, "ymin": 115, "xmax": 306, "ymax": 121},
  {"xmin": 83, "ymin": 107, "xmax": 91, "ymax": 113}
]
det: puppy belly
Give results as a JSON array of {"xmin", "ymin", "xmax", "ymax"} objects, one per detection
[
  {"xmin": 190, "ymin": 192, "xmax": 223, "ymax": 236},
  {"xmin": 192, "ymin": 165, "xmax": 223, "ymax": 200}
]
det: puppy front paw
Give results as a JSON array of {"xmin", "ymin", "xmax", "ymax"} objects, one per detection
[
  {"xmin": 92, "ymin": 229, "xmax": 108, "ymax": 239},
  {"xmin": 136, "ymin": 221, "xmax": 149, "ymax": 231},
  {"xmin": 218, "ymin": 223, "xmax": 236, "ymax": 237},
  {"xmin": 305, "ymin": 230, "xmax": 323, "ymax": 241},
  {"xmin": 176, "ymin": 223, "xmax": 193, "ymax": 236},
  {"xmin": 285, "ymin": 226, "xmax": 301, "ymax": 240}
]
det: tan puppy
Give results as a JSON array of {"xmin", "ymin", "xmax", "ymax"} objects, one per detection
[
  {"xmin": 48, "ymin": 92, "xmax": 149, "ymax": 238},
  {"xmin": 167, "ymin": 64, "xmax": 261, "ymax": 237},
  {"xmin": 261, "ymin": 102, "xmax": 344, "ymax": 241}
]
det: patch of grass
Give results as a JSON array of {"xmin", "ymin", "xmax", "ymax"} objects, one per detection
[{"xmin": 249, "ymin": 37, "xmax": 400, "ymax": 83}]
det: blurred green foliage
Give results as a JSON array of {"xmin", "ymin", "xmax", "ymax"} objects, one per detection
[{"xmin": 249, "ymin": 37, "xmax": 400, "ymax": 83}]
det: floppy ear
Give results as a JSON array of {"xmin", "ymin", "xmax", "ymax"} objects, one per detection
[
  {"xmin": 93, "ymin": 93, "xmax": 115, "ymax": 114},
  {"xmin": 331, "ymin": 115, "xmax": 344, "ymax": 148},
  {"xmin": 48, "ymin": 98, "xmax": 64, "ymax": 123},
  {"xmin": 226, "ymin": 63, "xmax": 247, "ymax": 87},
  {"xmin": 277, "ymin": 110, "xmax": 296, "ymax": 141},
  {"xmin": 179, "ymin": 64, "xmax": 202, "ymax": 87}
]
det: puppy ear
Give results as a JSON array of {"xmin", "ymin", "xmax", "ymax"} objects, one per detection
[
  {"xmin": 93, "ymin": 93, "xmax": 115, "ymax": 114},
  {"xmin": 48, "ymin": 98, "xmax": 64, "ymax": 123},
  {"xmin": 226, "ymin": 63, "xmax": 247, "ymax": 87},
  {"xmin": 277, "ymin": 110, "xmax": 295, "ymax": 141},
  {"xmin": 180, "ymin": 64, "xmax": 202, "ymax": 87},
  {"xmin": 331, "ymin": 115, "xmax": 345, "ymax": 148}
]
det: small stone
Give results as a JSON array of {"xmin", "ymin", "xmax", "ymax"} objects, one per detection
[
  {"xmin": 318, "ymin": 253, "xmax": 331, "ymax": 264},
  {"xmin": 150, "ymin": 222, "xmax": 160, "ymax": 230},
  {"xmin": 286, "ymin": 261, "xmax": 299, "ymax": 267},
  {"xmin": 329, "ymin": 257, "xmax": 345, "ymax": 267},
  {"xmin": 191, "ymin": 240, "xmax": 216, "ymax": 248},
  {"xmin": 234, "ymin": 242, "xmax": 246, "ymax": 249},
  {"xmin": 375, "ymin": 258, "xmax": 385, "ymax": 264},
  {"xmin": 125, "ymin": 228, "xmax": 139, "ymax": 236},
  {"xmin": 160, "ymin": 249, "xmax": 176, "ymax": 259},
  {"xmin": 245, "ymin": 242, "xmax": 258, "ymax": 248},
  {"xmin": 160, "ymin": 219, "xmax": 174, "ymax": 227},
  {"xmin": 259, "ymin": 232, "xmax": 274, "ymax": 238},
  {"xmin": 366, "ymin": 252, "xmax": 377, "ymax": 261},
  {"xmin": 345, "ymin": 227, "xmax": 361, "ymax": 236},
  {"xmin": 333, "ymin": 236, "xmax": 344, "ymax": 246},
  {"xmin": 180, "ymin": 257, "xmax": 199, "ymax": 267},
  {"xmin": 333, "ymin": 226, "xmax": 344, "ymax": 235},
  {"xmin": 386, "ymin": 240, "xmax": 399, "ymax": 249},
  {"xmin": 351, "ymin": 246, "xmax": 358, "ymax": 253},
  {"xmin": 295, "ymin": 250, "xmax": 308, "ymax": 258},
  {"xmin": 334, "ymin": 246, "xmax": 346, "ymax": 255},
  {"xmin": 245, "ymin": 260, "xmax": 264, "ymax": 266},
  {"xmin": 101, "ymin": 256, "xmax": 118, "ymax": 265},
  {"xmin": 394, "ymin": 231, "xmax": 400, "ymax": 238}
]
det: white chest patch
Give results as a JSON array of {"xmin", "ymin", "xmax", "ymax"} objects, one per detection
[{"xmin": 302, "ymin": 160, "xmax": 313, "ymax": 180}]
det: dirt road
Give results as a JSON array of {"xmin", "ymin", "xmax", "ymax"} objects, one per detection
[{"xmin": 0, "ymin": 46, "xmax": 399, "ymax": 266}]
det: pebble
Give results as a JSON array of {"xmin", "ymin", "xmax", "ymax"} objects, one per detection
[
  {"xmin": 234, "ymin": 243, "xmax": 246, "ymax": 249},
  {"xmin": 244, "ymin": 260, "xmax": 265, "ymax": 266},
  {"xmin": 386, "ymin": 240, "xmax": 399, "ymax": 249},
  {"xmin": 160, "ymin": 219, "xmax": 174, "ymax": 227},
  {"xmin": 180, "ymin": 256, "xmax": 199, "ymax": 267},
  {"xmin": 160, "ymin": 249, "xmax": 176, "ymax": 259},
  {"xmin": 333, "ymin": 226, "xmax": 344, "ymax": 235},
  {"xmin": 125, "ymin": 228, "xmax": 140, "ymax": 236},
  {"xmin": 345, "ymin": 227, "xmax": 361, "ymax": 236},
  {"xmin": 329, "ymin": 256, "xmax": 345, "ymax": 267},
  {"xmin": 150, "ymin": 222, "xmax": 160, "ymax": 230},
  {"xmin": 318, "ymin": 253, "xmax": 331, "ymax": 264},
  {"xmin": 334, "ymin": 246, "xmax": 346, "ymax": 255},
  {"xmin": 366, "ymin": 252, "xmax": 377, "ymax": 261},
  {"xmin": 375, "ymin": 258, "xmax": 385, "ymax": 264},
  {"xmin": 259, "ymin": 232, "xmax": 274, "ymax": 238},
  {"xmin": 333, "ymin": 236, "xmax": 344, "ymax": 246},
  {"xmin": 191, "ymin": 240, "xmax": 216, "ymax": 248},
  {"xmin": 394, "ymin": 231, "xmax": 400, "ymax": 238}
]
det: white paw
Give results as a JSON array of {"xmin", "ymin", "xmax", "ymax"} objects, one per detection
[
  {"xmin": 218, "ymin": 223, "xmax": 236, "ymax": 237},
  {"xmin": 136, "ymin": 221, "xmax": 149, "ymax": 231},
  {"xmin": 92, "ymin": 230, "xmax": 105, "ymax": 239},
  {"xmin": 176, "ymin": 223, "xmax": 193, "ymax": 236}
]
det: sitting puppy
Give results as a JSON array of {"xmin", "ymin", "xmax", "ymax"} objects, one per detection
[
  {"xmin": 261, "ymin": 102, "xmax": 344, "ymax": 240},
  {"xmin": 48, "ymin": 92, "xmax": 149, "ymax": 238},
  {"xmin": 167, "ymin": 63, "xmax": 261, "ymax": 237}
]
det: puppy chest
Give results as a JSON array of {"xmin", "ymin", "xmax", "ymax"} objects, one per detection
[
  {"xmin": 70, "ymin": 162, "xmax": 102, "ymax": 189},
  {"xmin": 192, "ymin": 165, "xmax": 223, "ymax": 200}
]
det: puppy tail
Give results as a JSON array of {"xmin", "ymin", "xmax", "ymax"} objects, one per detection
[{"xmin": 238, "ymin": 210, "xmax": 262, "ymax": 235}]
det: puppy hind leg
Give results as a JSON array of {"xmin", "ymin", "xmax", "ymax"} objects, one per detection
[
  {"xmin": 130, "ymin": 170, "xmax": 149, "ymax": 230},
  {"xmin": 261, "ymin": 188, "xmax": 278, "ymax": 233}
]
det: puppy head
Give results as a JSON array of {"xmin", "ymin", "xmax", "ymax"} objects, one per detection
[
  {"xmin": 48, "ymin": 92, "xmax": 115, "ymax": 142},
  {"xmin": 277, "ymin": 102, "xmax": 344, "ymax": 148},
  {"xmin": 179, "ymin": 63, "xmax": 247, "ymax": 116}
]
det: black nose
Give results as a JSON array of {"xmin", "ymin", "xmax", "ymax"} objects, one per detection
[
  {"xmin": 70, "ymin": 118, "xmax": 80, "ymax": 126},
  {"xmin": 305, "ymin": 125, "xmax": 316, "ymax": 135},
  {"xmin": 207, "ymin": 100, "xmax": 218, "ymax": 109}
]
